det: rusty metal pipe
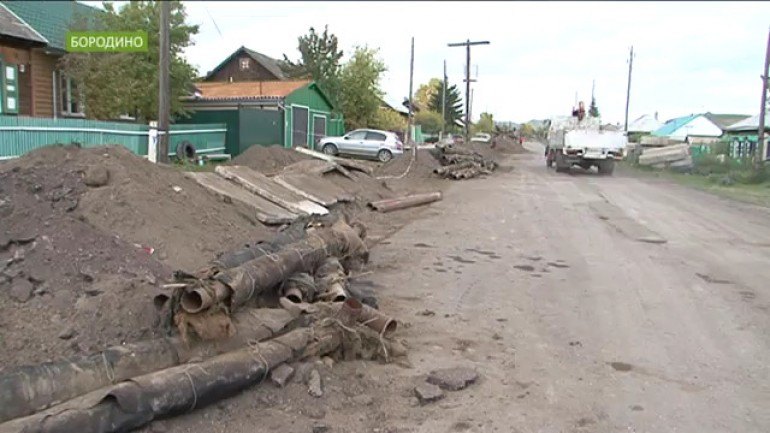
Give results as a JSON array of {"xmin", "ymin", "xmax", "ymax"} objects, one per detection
[
  {"xmin": 180, "ymin": 282, "xmax": 230, "ymax": 314},
  {"xmin": 367, "ymin": 192, "xmax": 442, "ymax": 213}
]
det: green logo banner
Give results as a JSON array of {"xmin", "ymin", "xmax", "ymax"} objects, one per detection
[{"xmin": 66, "ymin": 31, "xmax": 149, "ymax": 52}]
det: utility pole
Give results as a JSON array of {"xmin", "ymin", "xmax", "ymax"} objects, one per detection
[
  {"xmin": 448, "ymin": 39, "xmax": 489, "ymax": 142},
  {"xmin": 406, "ymin": 37, "xmax": 415, "ymax": 154},
  {"xmin": 624, "ymin": 46, "xmax": 634, "ymax": 133},
  {"xmin": 757, "ymin": 28, "xmax": 770, "ymax": 166},
  {"xmin": 157, "ymin": 0, "xmax": 170, "ymax": 163},
  {"xmin": 441, "ymin": 60, "xmax": 447, "ymax": 139}
]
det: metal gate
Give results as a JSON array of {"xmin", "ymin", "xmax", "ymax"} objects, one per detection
[
  {"xmin": 313, "ymin": 115, "xmax": 326, "ymax": 147},
  {"xmin": 292, "ymin": 106, "xmax": 309, "ymax": 147}
]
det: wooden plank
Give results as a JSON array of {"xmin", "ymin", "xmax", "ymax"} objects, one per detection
[
  {"xmin": 215, "ymin": 165, "xmax": 329, "ymax": 216},
  {"xmin": 293, "ymin": 147, "xmax": 374, "ymax": 175},
  {"xmin": 185, "ymin": 172, "xmax": 298, "ymax": 225},
  {"xmin": 273, "ymin": 172, "xmax": 354, "ymax": 206}
]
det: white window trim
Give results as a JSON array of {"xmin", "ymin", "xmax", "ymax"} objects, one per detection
[
  {"xmin": 239, "ymin": 58, "xmax": 250, "ymax": 71},
  {"xmin": 59, "ymin": 72, "xmax": 85, "ymax": 117}
]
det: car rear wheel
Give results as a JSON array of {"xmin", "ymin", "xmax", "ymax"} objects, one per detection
[
  {"xmin": 377, "ymin": 149, "xmax": 393, "ymax": 163},
  {"xmin": 322, "ymin": 143, "xmax": 338, "ymax": 156}
]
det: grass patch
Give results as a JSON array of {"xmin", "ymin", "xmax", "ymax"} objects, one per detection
[{"xmin": 621, "ymin": 161, "xmax": 770, "ymax": 207}]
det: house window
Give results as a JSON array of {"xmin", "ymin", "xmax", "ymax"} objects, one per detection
[
  {"xmin": 59, "ymin": 73, "xmax": 84, "ymax": 117},
  {"xmin": 239, "ymin": 58, "xmax": 250, "ymax": 71}
]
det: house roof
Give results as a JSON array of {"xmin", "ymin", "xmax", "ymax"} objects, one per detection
[
  {"xmin": 204, "ymin": 46, "xmax": 286, "ymax": 81},
  {"xmin": 627, "ymin": 113, "xmax": 662, "ymax": 133},
  {"xmin": 380, "ymin": 96, "xmax": 410, "ymax": 115},
  {"xmin": 190, "ymin": 80, "xmax": 310, "ymax": 101},
  {"xmin": 2, "ymin": 1, "xmax": 101, "ymax": 51},
  {"xmin": 651, "ymin": 114, "xmax": 700, "ymax": 137},
  {"xmin": 726, "ymin": 112, "xmax": 770, "ymax": 132},
  {"xmin": 704, "ymin": 112, "xmax": 751, "ymax": 131},
  {"xmin": 0, "ymin": 2, "xmax": 47, "ymax": 44}
]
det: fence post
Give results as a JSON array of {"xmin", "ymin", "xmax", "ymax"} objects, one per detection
[{"xmin": 148, "ymin": 121, "xmax": 158, "ymax": 163}]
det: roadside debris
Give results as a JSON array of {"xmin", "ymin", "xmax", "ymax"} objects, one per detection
[
  {"xmin": 638, "ymin": 143, "xmax": 693, "ymax": 170},
  {"xmin": 434, "ymin": 144, "xmax": 499, "ymax": 180},
  {"xmin": 427, "ymin": 367, "xmax": 479, "ymax": 391},
  {"xmin": 414, "ymin": 382, "xmax": 445, "ymax": 404},
  {"xmin": 367, "ymin": 192, "xmax": 443, "ymax": 213}
]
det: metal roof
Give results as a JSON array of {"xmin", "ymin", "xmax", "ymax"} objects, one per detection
[
  {"xmin": 0, "ymin": 2, "xmax": 47, "ymax": 44},
  {"xmin": 704, "ymin": 112, "xmax": 751, "ymax": 131},
  {"xmin": 651, "ymin": 114, "xmax": 700, "ymax": 137},
  {"xmin": 2, "ymin": 1, "xmax": 100, "ymax": 51},
  {"xmin": 203, "ymin": 46, "xmax": 286, "ymax": 81},
  {"xmin": 190, "ymin": 80, "xmax": 310, "ymax": 101},
  {"xmin": 726, "ymin": 112, "xmax": 770, "ymax": 132}
]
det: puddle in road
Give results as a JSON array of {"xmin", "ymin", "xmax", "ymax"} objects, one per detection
[
  {"xmin": 435, "ymin": 268, "xmax": 448, "ymax": 273},
  {"xmin": 609, "ymin": 361, "xmax": 634, "ymax": 372},
  {"xmin": 513, "ymin": 264, "xmax": 536, "ymax": 272},
  {"xmin": 547, "ymin": 262, "xmax": 570, "ymax": 269},
  {"xmin": 739, "ymin": 291, "xmax": 756, "ymax": 301},
  {"xmin": 448, "ymin": 255, "xmax": 476, "ymax": 264},
  {"xmin": 525, "ymin": 256, "xmax": 543, "ymax": 261},
  {"xmin": 414, "ymin": 243, "xmax": 434, "ymax": 248}
]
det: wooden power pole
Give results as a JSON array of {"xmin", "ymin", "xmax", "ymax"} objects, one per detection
[
  {"xmin": 448, "ymin": 39, "xmax": 489, "ymax": 142},
  {"xmin": 757, "ymin": 28, "xmax": 770, "ymax": 165},
  {"xmin": 406, "ymin": 37, "xmax": 415, "ymax": 151},
  {"xmin": 157, "ymin": 0, "xmax": 171, "ymax": 163},
  {"xmin": 624, "ymin": 46, "xmax": 634, "ymax": 133},
  {"xmin": 441, "ymin": 60, "xmax": 447, "ymax": 139}
]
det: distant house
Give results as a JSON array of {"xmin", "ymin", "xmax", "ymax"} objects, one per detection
[
  {"xmin": 651, "ymin": 113, "xmax": 724, "ymax": 143},
  {"xmin": 0, "ymin": 1, "xmax": 99, "ymax": 118},
  {"xmin": 704, "ymin": 112, "xmax": 751, "ymax": 134},
  {"xmin": 725, "ymin": 112, "xmax": 770, "ymax": 135},
  {"xmin": 380, "ymin": 97, "xmax": 410, "ymax": 119},
  {"xmin": 179, "ymin": 80, "xmax": 342, "ymax": 155},
  {"xmin": 627, "ymin": 113, "xmax": 662, "ymax": 134},
  {"xmin": 202, "ymin": 46, "xmax": 287, "ymax": 83}
]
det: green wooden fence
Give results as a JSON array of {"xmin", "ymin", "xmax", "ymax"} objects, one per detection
[{"xmin": 0, "ymin": 115, "xmax": 226, "ymax": 160}]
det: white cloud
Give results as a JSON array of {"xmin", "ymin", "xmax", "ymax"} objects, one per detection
[{"xmin": 97, "ymin": 1, "xmax": 770, "ymax": 125}]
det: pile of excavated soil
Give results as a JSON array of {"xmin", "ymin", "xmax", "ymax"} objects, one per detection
[
  {"xmin": 374, "ymin": 149, "xmax": 441, "ymax": 180},
  {"xmin": 492, "ymin": 136, "xmax": 529, "ymax": 154},
  {"xmin": 0, "ymin": 145, "xmax": 270, "ymax": 369},
  {"xmin": 230, "ymin": 144, "xmax": 312, "ymax": 175}
]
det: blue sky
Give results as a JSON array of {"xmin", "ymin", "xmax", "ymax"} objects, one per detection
[{"xmin": 87, "ymin": 1, "xmax": 770, "ymax": 125}]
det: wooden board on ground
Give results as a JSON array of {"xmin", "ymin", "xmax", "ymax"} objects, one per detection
[
  {"xmin": 215, "ymin": 166, "xmax": 329, "ymax": 216},
  {"xmin": 185, "ymin": 172, "xmax": 298, "ymax": 225},
  {"xmin": 273, "ymin": 172, "xmax": 355, "ymax": 206},
  {"xmin": 293, "ymin": 147, "xmax": 374, "ymax": 175},
  {"xmin": 283, "ymin": 160, "xmax": 353, "ymax": 179}
]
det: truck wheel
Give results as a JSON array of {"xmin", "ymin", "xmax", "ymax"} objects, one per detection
[
  {"xmin": 598, "ymin": 160, "xmax": 615, "ymax": 175},
  {"xmin": 554, "ymin": 153, "xmax": 569, "ymax": 173}
]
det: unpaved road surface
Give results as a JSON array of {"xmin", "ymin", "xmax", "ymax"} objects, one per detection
[{"xmin": 161, "ymin": 144, "xmax": 770, "ymax": 433}]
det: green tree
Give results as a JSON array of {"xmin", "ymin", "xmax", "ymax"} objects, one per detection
[
  {"xmin": 589, "ymin": 96, "xmax": 600, "ymax": 117},
  {"xmin": 338, "ymin": 46, "xmax": 386, "ymax": 130},
  {"xmin": 472, "ymin": 112, "xmax": 495, "ymax": 134},
  {"xmin": 414, "ymin": 110, "xmax": 444, "ymax": 134},
  {"xmin": 280, "ymin": 25, "xmax": 343, "ymax": 106},
  {"xmin": 414, "ymin": 78, "xmax": 441, "ymax": 111},
  {"xmin": 372, "ymin": 108, "xmax": 407, "ymax": 132},
  {"xmin": 428, "ymin": 81, "xmax": 463, "ymax": 130},
  {"xmin": 60, "ymin": 1, "xmax": 198, "ymax": 121},
  {"xmin": 520, "ymin": 123, "xmax": 535, "ymax": 137}
]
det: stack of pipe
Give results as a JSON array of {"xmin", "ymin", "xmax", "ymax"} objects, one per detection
[{"xmin": 434, "ymin": 145, "xmax": 498, "ymax": 180}]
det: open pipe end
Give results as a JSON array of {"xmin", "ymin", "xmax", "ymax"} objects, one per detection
[
  {"xmin": 332, "ymin": 294, "xmax": 348, "ymax": 303},
  {"xmin": 180, "ymin": 289, "xmax": 210, "ymax": 314},
  {"xmin": 383, "ymin": 318, "xmax": 398, "ymax": 336},
  {"xmin": 153, "ymin": 293, "xmax": 170, "ymax": 311},
  {"xmin": 286, "ymin": 294, "xmax": 303, "ymax": 304}
]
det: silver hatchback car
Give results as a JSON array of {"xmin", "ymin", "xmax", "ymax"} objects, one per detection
[{"xmin": 317, "ymin": 129, "xmax": 404, "ymax": 162}]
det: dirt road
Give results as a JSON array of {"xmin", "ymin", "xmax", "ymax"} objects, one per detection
[{"xmin": 161, "ymin": 144, "xmax": 770, "ymax": 433}]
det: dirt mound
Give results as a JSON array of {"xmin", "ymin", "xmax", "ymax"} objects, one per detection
[
  {"xmin": 375, "ymin": 149, "xmax": 441, "ymax": 179},
  {"xmin": 231, "ymin": 144, "xmax": 312, "ymax": 175},
  {"xmin": 0, "ymin": 145, "xmax": 270, "ymax": 369},
  {"xmin": 493, "ymin": 136, "xmax": 529, "ymax": 154}
]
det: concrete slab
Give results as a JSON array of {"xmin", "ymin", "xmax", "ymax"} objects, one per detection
[
  {"xmin": 215, "ymin": 166, "xmax": 329, "ymax": 216},
  {"xmin": 186, "ymin": 172, "xmax": 298, "ymax": 225},
  {"xmin": 273, "ymin": 172, "xmax": 354, "ymax": 206}
]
